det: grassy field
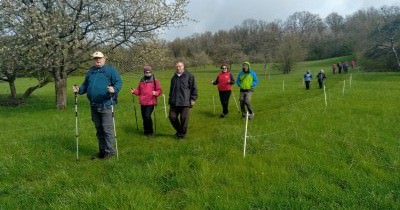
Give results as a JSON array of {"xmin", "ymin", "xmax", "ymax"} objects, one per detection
[{"xmin": 0, "ymin": 57, "xmax": 399, "ymax": 209}]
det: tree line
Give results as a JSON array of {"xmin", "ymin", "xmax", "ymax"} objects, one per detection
[
  {"xmin": 165, "ymin": 6, "xmax": 399, "ymax": 73},
  {"xmin": 0, "ymin": 1, "xmax": 399, "ymax": 109}
]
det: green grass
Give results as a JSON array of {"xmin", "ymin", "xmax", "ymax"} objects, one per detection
[{"xmin": 0, "ymin": 58, "xmax": 399, "ymax": 209}]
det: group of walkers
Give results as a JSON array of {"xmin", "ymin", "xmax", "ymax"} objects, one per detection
[
  {"xmin": 331, "ymin": 60, "xmax": 356, "ymax": 74},
  {"xmin": 304, "ymin": 60, "xmax": 356, "ymax": 90},
  {"xmin": 72, "ymin": 51, "xmax": 258, "ymax": 159},
  {"xmin": 303, "ymin": 69, "xmax": 327, "ymax": 90},
  {"xmin": 211, "ymin": 62, "xmax": 258, "ymax": 119}
]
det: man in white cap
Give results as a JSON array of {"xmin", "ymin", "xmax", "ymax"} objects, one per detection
[{"xmin": 72, "ymin": 51, "xmax": 122, "ymax": 159}]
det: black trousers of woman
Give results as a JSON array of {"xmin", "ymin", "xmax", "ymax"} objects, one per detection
[
  {"xmin": 141, "ymin": 105, "xmax": 154, "ymax": 135},
  {"xmin": 219, "ymin": 90, "xmax": 231, "ymax": 116}
]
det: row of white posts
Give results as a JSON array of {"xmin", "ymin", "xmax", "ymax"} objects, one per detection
[{"xmin": 243, "ymin": 73, "xmax": 353, "ymax": 158}]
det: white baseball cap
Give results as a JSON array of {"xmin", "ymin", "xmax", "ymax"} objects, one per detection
[{"xmin": 92, "ymin": 51, "xmax": 105, "ymax": 58}]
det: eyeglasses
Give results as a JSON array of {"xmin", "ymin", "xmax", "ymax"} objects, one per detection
[
  {"xmin": 221, "ymin": 67, "xmax": 228, "ymax": 69},
  {"xmin": 144, "ymin": 71, "xmax": 152, "ymax": 74}
]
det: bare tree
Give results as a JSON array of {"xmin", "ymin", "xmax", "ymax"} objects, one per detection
[
  {"xmin": 284, "ymin": 11, "xmax": 324, "ymax": 42},
  {"xmin": 275, "ymin": 33, "xmax": 306, "ymax": 74},
  {"xmin": 370, "ymin": 6, "xmax": 400, "ymax": 69},
  {"xmin": 0, "ymin": 0, "xmax": 189, "ymax": 109},
  {"xmin": 325, "ymin": 12, "xmax": 344, "ymax": 35}
]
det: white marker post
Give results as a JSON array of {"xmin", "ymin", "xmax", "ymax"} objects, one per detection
[
  {"xmin": 162, "ymin": 94, "xmax": 167, "ymax": 118},
  {"xmin": 342, "ymin": 80, "xmax": 346, "ymax": 96},
  {"xmin": 243, "ymin": 112, "xmax": 249, "ymax": 158},
  {"xmin": 323, "ymin": 84, "xmax": 327, "ymax": 107}
]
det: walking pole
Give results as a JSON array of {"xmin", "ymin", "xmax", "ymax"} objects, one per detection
[
  {"xmin": 231, "ymin": 90, "xmax": 240, "ymax": 113},
  {"xmin": 212, "ymin": 95, "xmax": 216, "ymax": 114},
  {"xmin": 153, "ymin": 105, "xmax": 157, "ymax": 134},
  {"xmin": 162, "ymin": 94, "xmax": 167, "ymax": 118},
  {"xmin": 74, "ymin": 89, "xmax": 79, "ymax": 161},
  {"xmin": 152, "ymin": 74, "xmax": 158, "ymax": 134},
  {"xmin": 131, "ymin": 89, "xmax": 139, "ymax": 130},
  {"xmin": 110, "ymin": 94, "xmax": 119, "ymax": 159}
]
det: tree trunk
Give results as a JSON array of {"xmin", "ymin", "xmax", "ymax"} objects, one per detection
[
  {"xmin": 390, "ymin": 39, "xmax": 400, "ymax": 69},
  {"xmin": 55, "ymin": 73, "xmax": 68, "ymax": 110},
  {"xmin": 22, "ymin": 77, "xmax": 51, "ymax": 98},
  {"xmin": 9, "ymin": 80, "xmax": 17, "ymax": 99}
]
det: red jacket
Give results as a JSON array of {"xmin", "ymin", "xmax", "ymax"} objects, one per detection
[
  {"xmin": 132, "ymin": 76, "xmax": 162, "ymax": 105},
  {"xmin": 213, "ymin": 71, "xmax": 235, "ymax": 91}
]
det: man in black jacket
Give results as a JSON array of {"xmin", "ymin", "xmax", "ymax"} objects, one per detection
[{"xmin": 168, "ymin": 61, "xmax": 198, "ymax": 139}]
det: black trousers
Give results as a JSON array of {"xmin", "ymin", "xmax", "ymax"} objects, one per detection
[
  {"xmin": 318, "ymin": 80, "xmax": 324, "ymax": 88},
  {"xmin": 141, "ymin": 105, "xmax": 154, "ymax": 135},
  {"xmin": 169, "ymin": 106, "xmax": 190, "ymax": 137},
  {"xmin": 305, "ymin": 81, "xmax": 310, "ymax": 89},
  {"xmin": 219, "ymin": 90, "xmax": 231, "ymax": 115}
]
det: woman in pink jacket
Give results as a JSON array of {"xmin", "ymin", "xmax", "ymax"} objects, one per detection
[
  {"xmin": 131, "ymin": 66, "xmax": 162, "ymax": 136},
  {"xmin": 212, "ymin": 64, "xmax": 235, "ymax": 118}
]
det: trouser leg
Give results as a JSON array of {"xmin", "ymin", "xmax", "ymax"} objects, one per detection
[
  {"xmin": 239, "ymin": 92, "xmax": 246, "ymax": 115},
  {"xmin": 169, "ymin": 106, "xmax": 182, "ymax": 134},
  {"xmin": 141, "ymin": 105, "xmax": 154, "ymax": 135},
  {"xmin": 219, "ymin": 91, "xmax": 231, "ymax": 115},
  {"xmin": 243, "ymin": 92, "xmax": 253, "ymax": 114},
  {"xmin": 91, "ymin": 106, "xmax": 115, "ymax": 154},
  {"xmin": 180, "ymin": 107, "xmax": 190, "ymax": 135}
]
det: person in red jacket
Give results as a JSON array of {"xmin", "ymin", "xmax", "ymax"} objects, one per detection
[
  {"xmin": 212, "ymin": 64, "xmax": 235, "ymax": 118},
  {"xmin": 131, "ymin": 66, "xmax": 162, "ymax": 136}
]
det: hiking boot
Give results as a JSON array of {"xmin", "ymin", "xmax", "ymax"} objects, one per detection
[
  {"xmin": 248, "ymin": 113, "xmax": 254, "ymax": 119},
  {"xmin": 102, "ymin": 152, "xmax": 115, "ymax": 159},
  {"xmin": 219, "ymin": 113, "xmax": 225, "ymax": 118},
  {"xmin": 96, "ymin": 151, "xmax": 105, "ymax": 159},
  {"xmin": 175, "ymin": 132, "xmax": 185, "ymax": 140},
  {"xmin": 144, "ymin": 132, "xmax": 154, "ymax": 137}
]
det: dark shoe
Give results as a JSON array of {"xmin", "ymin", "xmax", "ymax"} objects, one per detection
[
  {"xmin": 93, "ymin": 151, "xmax": 105, "ymax": 159},
  {"xmin": 102, "ymin": 152, "xmax": 115, "ymax": 159},
  {"xmin": 144, "ymin": 132, "xmax": 154, "ymax": 137},
  {"xmin": 97, "ymin": 152, "xmax": 104, "ymax": 159},
  {"xmin": 175, "ymin": 132, "xmax": 185, "ymax": 140},
  {"xmin": 219, "ymin": 113, "xmax": 225, "ymax": 118}
]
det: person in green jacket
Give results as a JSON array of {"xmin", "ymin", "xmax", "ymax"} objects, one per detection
[{"xmin": 236, "ymin": 61, "xmax": 258, "ymax": 119}]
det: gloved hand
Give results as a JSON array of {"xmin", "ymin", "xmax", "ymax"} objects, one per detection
[
  {"xmin": 72, "ymin": 85, "xmax": 79, "ymax": 93},
  {"xmin": 107, "ymin": 86, "xmax": 115, "ymax": 93},
  {"xmin": 190, "ymin": 100, "xmax": 195, "ymax": 108}
]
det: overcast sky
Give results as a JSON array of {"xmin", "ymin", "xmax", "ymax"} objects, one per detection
[{"xmin": 160, "ymin": 0, "xmax": 400, "ymax": 40}]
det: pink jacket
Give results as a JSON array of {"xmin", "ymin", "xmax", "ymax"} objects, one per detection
[
  {"xmin": 132, "ymin": 77, "xmax": 162, "ymax": 105},
  {"xmin": 213, "ymin": 71, "xmax": 235, "ymax": 91}
]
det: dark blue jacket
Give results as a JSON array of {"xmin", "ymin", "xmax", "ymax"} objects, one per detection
[{"xmin": 79, "ymin": 64, "xmax": 122, "ymax": 107}]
